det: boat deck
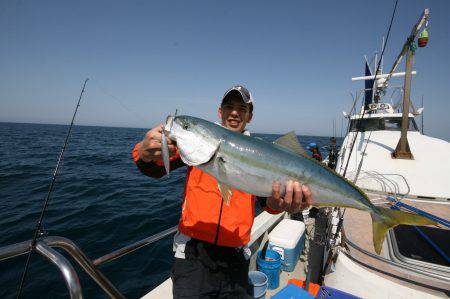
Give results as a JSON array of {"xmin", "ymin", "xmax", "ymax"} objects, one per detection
[{"xmin": 334, "ymin": 193, "xmax": 450, "ymax": 296}]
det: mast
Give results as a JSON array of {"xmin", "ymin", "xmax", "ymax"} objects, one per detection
[
  {"xmin": 381, "ymin": 9, "xmax": 429, "ymax": 91},
  {"xmin": 392, "ymin": 46, "xmax": 415, "ymax": 159},
  {"xmin": 391, "ymin": 8, "xmax": 430, "ymax": 159}
]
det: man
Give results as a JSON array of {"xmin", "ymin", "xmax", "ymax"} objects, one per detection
[
  {"xmin": 326, "ymin": 137, "xmax": 339, "ymax": 169},
  {"xmin": 132, "ymin": 85, "xmax": 313, "ymax": 298},
  {"xmin": 308, "ymin": 143, "xmax": 323, "ymax": 162}
]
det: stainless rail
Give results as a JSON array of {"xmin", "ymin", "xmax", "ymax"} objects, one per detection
[
  {"xmin": 0, "ymin": 240, "xmax": 31, "ymax": 261},
  {"xmin": 93, "ymin": 225, "xmax": 177, "ymax": 266},
  {"xmin": 0, "ymin": 226, "xmax": 179, "ymax": 298},
  {"xmin": 42, "ymin": 237, "xmax": 125, "ymax": 299},
  {"xmin": 0, "ymin": 238, "xmax": 124, "ymax": 298},
  {"xmin": 35, "ymin": 243, "xmax": 83, "ymax": 299}
]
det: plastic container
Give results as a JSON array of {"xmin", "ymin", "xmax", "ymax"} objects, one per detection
[
  {"xmin": 268, "ymin": 219, "xmax": 306, "ymax": 272},
  {"xmin": 288, "ymin": 279, "xmax": 321, "ymax": 297},
  {"xmin": 256, "ymin": 249, "xmax": 281, "ymax": 289},
  {"xmin": 248, "ymin": 271, "xmax": 268, "ymax": 298},
  {"xmin": 316, "ymin": 286, "xmax": 361, "ymax": 298},
  {"xmin": 271, "ymin": 283, "xmax": 315, "ymax": 299}
]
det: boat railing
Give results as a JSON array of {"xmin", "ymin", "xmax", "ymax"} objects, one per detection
[
  {"xmin": 93, "ymin": 225, "xmax": 178, "ymax": 266},
  {"xmin": 0, "ymin": 211, "xmax": 286, "ymax": 299},
  {"xmin": 0, "ymin": 225, "xmax": 179, "ymax": 299}
]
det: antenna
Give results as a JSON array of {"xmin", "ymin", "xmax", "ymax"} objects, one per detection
[
  {"xmin": 421, "ymin": 95, "xmax": 424, "ymax": 134},
  {"xmin": 381, "ymin": 36, "xmax": 385, "ymax": 74},
  {"xmin": 373, "ymin": 52, "xmax": 377, "ymax": 102}
]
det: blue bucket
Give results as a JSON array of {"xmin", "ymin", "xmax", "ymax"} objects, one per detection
[
  {"xmin": 256, "ymin": 250, "xmax": 281, "ymax": 289},
  {"xmin": 248, "ymin": 271, "xmax": 268, "ymax": 298}
]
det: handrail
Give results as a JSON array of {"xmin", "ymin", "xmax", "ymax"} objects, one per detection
[
  {"xmin": 0, "ymin": 237, "xmax": 125, "ymax": 298},
  {"xmin": 93, "ymin": 225, "xmax": 178, "ymax": 266},
  {"xmin": 35, "ymin": 243, "xmax": 83, "ymax": 299},
  {"xmin": 0, "ymin": 226, "xmax": 179, "ymax": 298},
  {"xmin": 0, "ymin": 240, "xmax": 31, "ymax": 261},
  {"xmin": 42, "ymin": 237, "xmax": 125, "ymax": 299}
]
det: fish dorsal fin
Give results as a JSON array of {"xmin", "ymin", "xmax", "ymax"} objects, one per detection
[{"xmin": 274, "ymin": 131, "xmax": 307, "ymax": 157}]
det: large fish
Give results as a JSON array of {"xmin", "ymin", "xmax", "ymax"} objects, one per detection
[{"xmin": 163, "ymin": 115, "xmax": 436, "ymax": 254}]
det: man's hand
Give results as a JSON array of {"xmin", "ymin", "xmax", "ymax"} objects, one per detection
[
  {"xmin": 138, "ymin": 124, "xmax": 177, "ymax": 162},
  {"xmin": 266, "ymin": 181, "xmax": 313, "ymax": 213}
]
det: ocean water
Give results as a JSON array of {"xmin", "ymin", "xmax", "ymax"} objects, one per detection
[{"xmin": 0, "ymin": 122, "xmax": 340, "ymax": 298}]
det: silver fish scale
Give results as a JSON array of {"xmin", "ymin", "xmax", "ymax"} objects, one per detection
[{"xmin": 172, "ymin": 116, "xmax": 373, "ymax": 213}]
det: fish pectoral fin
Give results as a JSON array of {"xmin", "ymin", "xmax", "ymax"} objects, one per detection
[
  {"xmin": 274, "ymin": 131, "xmax": 308, "ymax": 157},
  {"xmin": 370, "ymin": 208, "xmax": 437, "ymax": 254},
  {"xmin": 218, "ymin": 183, "xmax": 233, "ymax": 206}
]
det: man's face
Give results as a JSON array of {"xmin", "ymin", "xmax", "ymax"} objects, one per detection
[{"xmin": 218, "ymin": 96, "xmax": 253, "ymax": 132}]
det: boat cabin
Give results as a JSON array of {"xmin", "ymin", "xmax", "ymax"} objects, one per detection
[{"xmin": 348, "ymin": 103, "xmax": 419, "ymax": 133}]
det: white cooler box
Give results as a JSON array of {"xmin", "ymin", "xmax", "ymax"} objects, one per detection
[{"xmin": 268, "ymin": 219, "xmax": 306, "ymax": 272}]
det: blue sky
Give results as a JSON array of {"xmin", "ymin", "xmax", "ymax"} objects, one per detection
[{"xmin": 1, "ymin": 0, "xmax": 449, "ymax": 139}]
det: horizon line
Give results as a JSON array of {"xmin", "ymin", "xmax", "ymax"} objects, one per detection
[{"xmin": 0, "ymin": 121, "xmax": 342, "ymax": 139}]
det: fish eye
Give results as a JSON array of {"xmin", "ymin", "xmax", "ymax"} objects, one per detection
[{"xmin": 183, "ymin": 123, "xmax": 189, "ymax": 130}]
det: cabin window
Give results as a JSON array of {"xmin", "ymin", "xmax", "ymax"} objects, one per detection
[
  {"xmin": 349, "ymin": 118, "xmax": 381, "ymax": 132},
  {"xmin": 382, "ymin": 118, "xmax": 419, "ymax": 131},
  {"xmin": 389, "ymin": 225, "xmax": 450, "ymax": 267},
  {"xmin": 349, "ymin": 118, "xmax": 418, "ymax": 132}
]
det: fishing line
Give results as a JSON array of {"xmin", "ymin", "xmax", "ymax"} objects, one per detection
[
  {"xmin": 16, "ymin": 78, "xmax": 89, "ymax": 299},
  {"xmin": 338, "ymin": 90, "xmax": 362, "ymax": 174},
  {"xmin": 89, "ymin": 77, "xmax": 149, "ymax": 125}
]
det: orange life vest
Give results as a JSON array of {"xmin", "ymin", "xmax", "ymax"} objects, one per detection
[
  {"xmin": 132, "ymin": 142, "xmax": 280, "ymax": 248},
  {"xmin": 179, "ymin": 166, "xmax": 255, "ymax": 247}
]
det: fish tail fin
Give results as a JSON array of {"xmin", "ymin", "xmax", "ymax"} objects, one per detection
[{"xmin": 370, "ymin": 208, "xmax": 437, "ymax": 254}]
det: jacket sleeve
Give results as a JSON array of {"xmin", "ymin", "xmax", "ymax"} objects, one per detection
[
  {"xmin": 132, "ymin": 142, "xmax": 185, "ymax": 178},
  {"xmin": 256, "ymin": 196, "xmax": 283, "ymax": 215}
]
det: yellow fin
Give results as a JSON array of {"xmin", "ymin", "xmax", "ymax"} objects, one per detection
[
  {"xmin": 370, "ymin": 208, "xmax": 437, "ymax": 254},
  {"xmin": 218, "ymin": 183, "xmax": 233, "ymax": 206},
  {"xmin": 274, "ymin": 131, "xmax": 308, "ymax": 157}
]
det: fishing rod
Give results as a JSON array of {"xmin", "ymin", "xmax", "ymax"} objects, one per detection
[{"xmin": 16, "ymin": 78, "xmax": 89, "ymax": 299}]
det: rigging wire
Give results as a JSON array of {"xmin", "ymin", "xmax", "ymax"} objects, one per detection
[
  {"xmin": 15, "ymin": 78, "xmax": 89, "ymax": 299},
  {"xmin": 354, "ymin": 131, "xmax": 373, "ymax": 183},
  {"xmin": 331, "ymin": 0, "xmax": 400, "ymax": 258},
  {"xmin": 342, "ymin": 0, "xmax": 399, "ymax": 178}
]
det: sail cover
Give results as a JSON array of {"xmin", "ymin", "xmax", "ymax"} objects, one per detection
[{"xmin": 364, "ymin": 60, "xmax": 374, "ymax": 108}]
